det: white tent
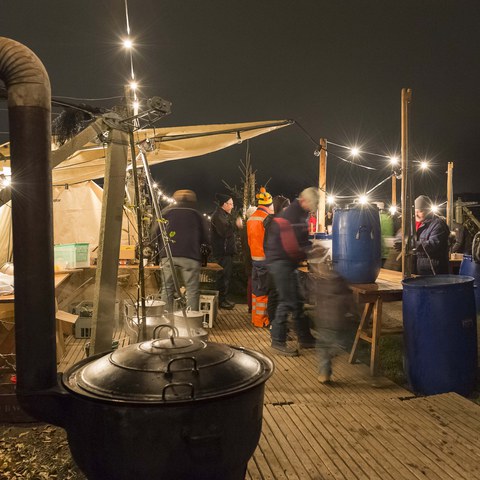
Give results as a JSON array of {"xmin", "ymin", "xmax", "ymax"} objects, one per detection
[{"xmin": 0, "ymin": 181, "xmax": 136, "ymax": 265}]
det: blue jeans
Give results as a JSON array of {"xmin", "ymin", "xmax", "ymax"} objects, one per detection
[
  {"xmin": 267, "ymin": 260, "xmax": 312, "ymax": 343},
  {"xmin": 160, "ymin": 257, "xmax": 201, "ymax": 311}
]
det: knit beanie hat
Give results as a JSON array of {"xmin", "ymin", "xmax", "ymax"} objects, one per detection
[
  {"xmin": 215, "ymin": 193, "xmax": 232, "ymax": 206},
  {"xmin": 256, "ymin": 187, "xmax": 273, "ymax": 206},
  {"xmin": 414, "ymin": 195, "xmax": 431, "ymax": 210}
]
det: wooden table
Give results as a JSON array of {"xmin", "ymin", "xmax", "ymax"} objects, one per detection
[
  {"xmin": 0, "ymin": 273, "xmax": 72, "ymax": 355},
  {"xmin": 348, "ymin": 269, "xmax": 403, "ymax": 375}
]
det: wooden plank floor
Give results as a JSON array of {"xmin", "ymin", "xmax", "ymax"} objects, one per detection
[{"xmin": 58, "ymin": 305, "xmax": 480, "ymax": 480}]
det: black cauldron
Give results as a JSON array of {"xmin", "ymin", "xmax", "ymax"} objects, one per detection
[
  {"xmin": 62, "ymin": 337, "xmax": 273, "ymax": 479},
  {"xmin": 0, "ymin": 37, "xmax": 274, "ymax": 480}
]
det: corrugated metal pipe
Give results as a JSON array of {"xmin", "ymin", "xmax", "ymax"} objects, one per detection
[{"xmin": 0, "ymin": 37, "xmax": 60, "ymax": 418}]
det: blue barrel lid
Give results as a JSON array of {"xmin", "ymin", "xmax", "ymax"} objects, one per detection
[
  {"xmin": 335, "ymin": 203, "xmax": 379, "ymax": 211},
  {"xmin": 402, "ymin": 274, "xmax": 475, "ymax": 287}
]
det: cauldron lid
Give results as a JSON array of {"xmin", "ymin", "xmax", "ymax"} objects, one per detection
[{"xmin": 63, "ymin": 338, "xmax": 274, "ymax": 403}]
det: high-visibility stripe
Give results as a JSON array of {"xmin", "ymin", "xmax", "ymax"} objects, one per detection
[{"xmin": 252, "ymin": 292, "xmax": 269, "ymax": 327}]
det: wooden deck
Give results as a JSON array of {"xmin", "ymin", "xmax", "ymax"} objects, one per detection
[{"xmin": 58, "ymin": 305, "xmax": 480, "ymax": 480}]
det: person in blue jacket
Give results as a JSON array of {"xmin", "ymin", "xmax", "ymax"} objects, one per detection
[{"xmin": 414, "ymin": 195, "xmax": 450, "ymax": 275}]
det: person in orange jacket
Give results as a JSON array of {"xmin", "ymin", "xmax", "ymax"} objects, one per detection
[{"xmin": 247, "ymin": 187, "xmax": 274, "ymax": 327}]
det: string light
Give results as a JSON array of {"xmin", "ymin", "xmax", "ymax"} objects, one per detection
[
  {"xmin": 389, "ymin": 205, "xmax": 397, "ymax": 215},
  {"xmin": 420, "ymin": 160, "xmax": 429, "ymax": 170},
  {"xmin": 350, "ymin": 147, "xmax": 360, "ymax": 157},
  {"xmin": 123, "ymin": 38, "xmax": 133, "ymax": 49},
  {"xmin": 431, "ymin": 204, "xmax": 439, "ymax": 213},
  {"xmin": 327, "ymin": 195, "xmax": 335, "ymax": 204},
  {"xmin": 358, "ymin": 195, "xmax": 369, "ymax": 204},
  {"xmin": 389, "ymin": 156, "xmax": 399, "ymax": 166}
]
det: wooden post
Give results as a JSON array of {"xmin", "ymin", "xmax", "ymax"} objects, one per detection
[
  {"xmin": 446, "ymin": 162, "xmax": 454, "ymax": 229},
  {"xmin": 401, "ymin": 88, "xmax": 413, "ymax": 278},
  {"xmin": 317, "ymin": 138, "xmax": 327, "ymax": 233},
  {"xmin": 89, "ymin": 128, "xmax": 129, "ymax": 354},
  {"xmin": 391, "ymin": 173, "xmax": 397, "ymax": 207}
]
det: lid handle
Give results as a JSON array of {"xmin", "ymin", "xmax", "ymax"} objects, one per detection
[
  {"xmin": 162, "ymin": 382, "xmax": 195, "ymax": 401},
  {"xmin": 153, "ymin": 324, "xmax": 179, "ymax": 341},
  {"xmin": 166, "ymin": 356, "xmax": 199, "ymax": 379}
]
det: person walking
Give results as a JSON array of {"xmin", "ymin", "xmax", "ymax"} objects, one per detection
[
  {"xmin": 414, "ymin": 195, "xmax": 450, "ymax": 275},
  {"xmin": 265, "ymin": 187, "xmax": 319, "ymax": 356},
  {"xmin": 247, "ymin": 187, "xmax": 274, "ymax": 328},
  {"xmin": 307, "ymin": 259, "xmax": 353, "ymax": 383},
  {"xmin": 211, "ymin": 193, "xmax": 242, "ymax": 309},
  {"xmin": 155, "ymin": 189, "xmax": 210, "ymax": 311},
  {"xmin": 266, "ymin": 195, "xmax": 290, "ymax": 322}
]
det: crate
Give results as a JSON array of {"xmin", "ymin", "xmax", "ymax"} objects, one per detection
[
  {"xmin": 54, "ymin": 243, "xmax": 90, "ymax": 269},
  {"xmin": 72, "ymin": 301, "xmax": 93, "ymax": 338},
  {"xmin": 75, "ymin": 316, "xmax": 92, "ymax": 339},
  {"xmin": 199, "ymin": 290, "xmax": 219, "ymax": 328},
  {"xmin": 72, "ymin": 300, "xmax": 122, "ymax": 337}
]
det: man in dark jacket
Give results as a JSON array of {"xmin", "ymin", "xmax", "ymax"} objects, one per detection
[
  {"xmin": 155, "ymin": 189, "xmax": 210, "ymax": 311},
  {"xmin": 265, "ymin": 187, "xmax": 319, "ymax": 356},
  {"xmin": 414, "ymin": 195, "xmax": 450, "ymax": 275},
  {"xmin": 211, "ymin": 193, "xmax": 242, "ymax": 309}
]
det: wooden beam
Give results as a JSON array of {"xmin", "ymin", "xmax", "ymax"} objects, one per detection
[
  {"xmin": 317, "ymin": 138, "xmax": 327, "ymax": 233},
  {"xmin": 401, "ymin": 88, "xmax": 413, "ymax": 278},
  {"xmin": 446, "ymin": 162, "xmax": 454, "ymax": 229},
  {"xmin": 89, "ymin": 128, "xmax": 129, "ymax": 354}
]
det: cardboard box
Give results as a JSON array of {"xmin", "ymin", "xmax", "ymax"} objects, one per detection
[
  {"xmin": 120, "ymin": 244, "xmax": 136, "ymax": 260},
  {"xmin": 56, "ymin": 309, "xmax": 78, "ymax": 336}
]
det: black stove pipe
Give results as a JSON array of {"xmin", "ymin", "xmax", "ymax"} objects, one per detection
[{"xmin": 0, "ymin": 37, "xmax": 65, "ymax": 423}]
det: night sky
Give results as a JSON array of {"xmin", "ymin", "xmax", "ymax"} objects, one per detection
[{"xmin": 1, "ymin": 0, "xmax": 479, "ymax": 212}]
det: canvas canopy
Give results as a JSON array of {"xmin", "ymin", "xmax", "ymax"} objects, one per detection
[{"xmin": 0, "ymin": 119, "xmax": 292, "ymax": 185}]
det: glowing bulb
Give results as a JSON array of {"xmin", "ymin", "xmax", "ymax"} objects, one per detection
[
  {"xmin": 129, "ymin": 81, "xmax": 138, "ymax": 91},
  {"xmin": 123, "ymin": 38, "xmax": 133, "ymax": 49},
  {"xmin": 327, "ymin": 195, "xmax": 335, "ymax": 204},
  {"xmin": 389, "ymin": 156, "xmax": 399, "ymax": 166},
  {"xmin": 358, "ymin": 195, "xmax": 368, "ymax": 205},
  {"xmin": 207, "ymin": 216, "xmax": 211, "ymax": 220},
  {"xmin": 420, "ymin": 160, "xmax": 429, "ymax": 170},
  {"xmin": 350, "ymin": 147, "xmax": 360, "ymax": 157},
  {"xmin": 2, "ymin": 177, "xmax": 11, "ymax": 187},
  {"xmin": 203, "ymin": 213, "xmax": 207, "ymax": 216},
  {"xmin": 389, "ymin": 205, "xmax": 397, "ymax": 215},
  {"xmin": 431, "ymin": 205, "xmax": 439, "ymax": 214},
  {"xmin": 133, "ymin": 100, "xmax": 140, "ymax": 110}
]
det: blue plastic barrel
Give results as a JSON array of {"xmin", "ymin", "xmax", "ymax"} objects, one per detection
[
  {"xmin": 402, "ymin": 275, "xmax": 477, "ymax": 396},
  {"xmin": 332, "ymin": 204, "xmax": 381, "ymax": 283},
  {"xmin": 459, "ymin": 255, "xmax": 480, "ymax": 313}
]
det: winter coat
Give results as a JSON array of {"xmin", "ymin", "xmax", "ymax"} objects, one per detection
[
  {"xmin": 247, "ymin": 206, "xmax": 272, "ymax": 261},
  {"xmin": 156, "ymin": 202, "xmax": 210, "ymax": 262},
  {"xmin": 265, "ymin": 199, "xmax": 310, "ymax": 264},
  {"xmin": 211, "ymin": 207, "xmax": 236, "ymax": 257},
  {"xmin": 415, "ymin": 215, "xmax": 450, "ymax": 275}
]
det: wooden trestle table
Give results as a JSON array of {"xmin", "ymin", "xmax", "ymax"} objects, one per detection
[{"xmin": 347, "ymin": 268, "xmax": 403, "ymax": 375}]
